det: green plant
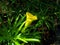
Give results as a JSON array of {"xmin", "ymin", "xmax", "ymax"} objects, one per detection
[
  {"xmin": 0, "ymin": 12, "xmax": 40, "ymax": 45},
  {"xmin": 0, "ymin": 0, "xmax": 59, "ymax": 45}
]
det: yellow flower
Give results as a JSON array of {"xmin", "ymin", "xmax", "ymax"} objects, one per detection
[
  {"xmin": 21, "ymin": 12, "xmax": 38, "ymax": 33},
  {"xmin": 25, "ymin": 12, "xmax": 38, "ymax": 27}
]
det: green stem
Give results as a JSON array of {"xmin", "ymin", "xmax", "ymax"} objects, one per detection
[{"xmin": 21, "ymin": 26, "xmax": 27, "ymax": 33}]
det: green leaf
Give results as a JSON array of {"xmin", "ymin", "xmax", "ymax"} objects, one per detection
[
  {"xmin": 25, "ymin": 38, "xmax": 40, "ymax": 42},
  {"xmin": 35, "ymin": 20, "xmax": 43, "ymax": 28},
  {"xmin": 45, "ymin": 21, "xmax": 51, "ymax": 30},
  {"xmin": 16, "ymin": 16, "xmax": 25, "ymax": 27},
  {"xmin": 13, "ymin": 15, "xmax": 20, "ymax": 27},
  {"xmin": 16, "ymin": 37, "xmax": 28, "ymax": 43},
  {"xmin": 13, "ymin": 40, "xmax": 20, "ymax": 45}
]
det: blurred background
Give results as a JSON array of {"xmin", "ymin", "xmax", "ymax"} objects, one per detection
[{"xmin": 0, "ymin": 0, "xmax": 60, "ymax": 45}]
